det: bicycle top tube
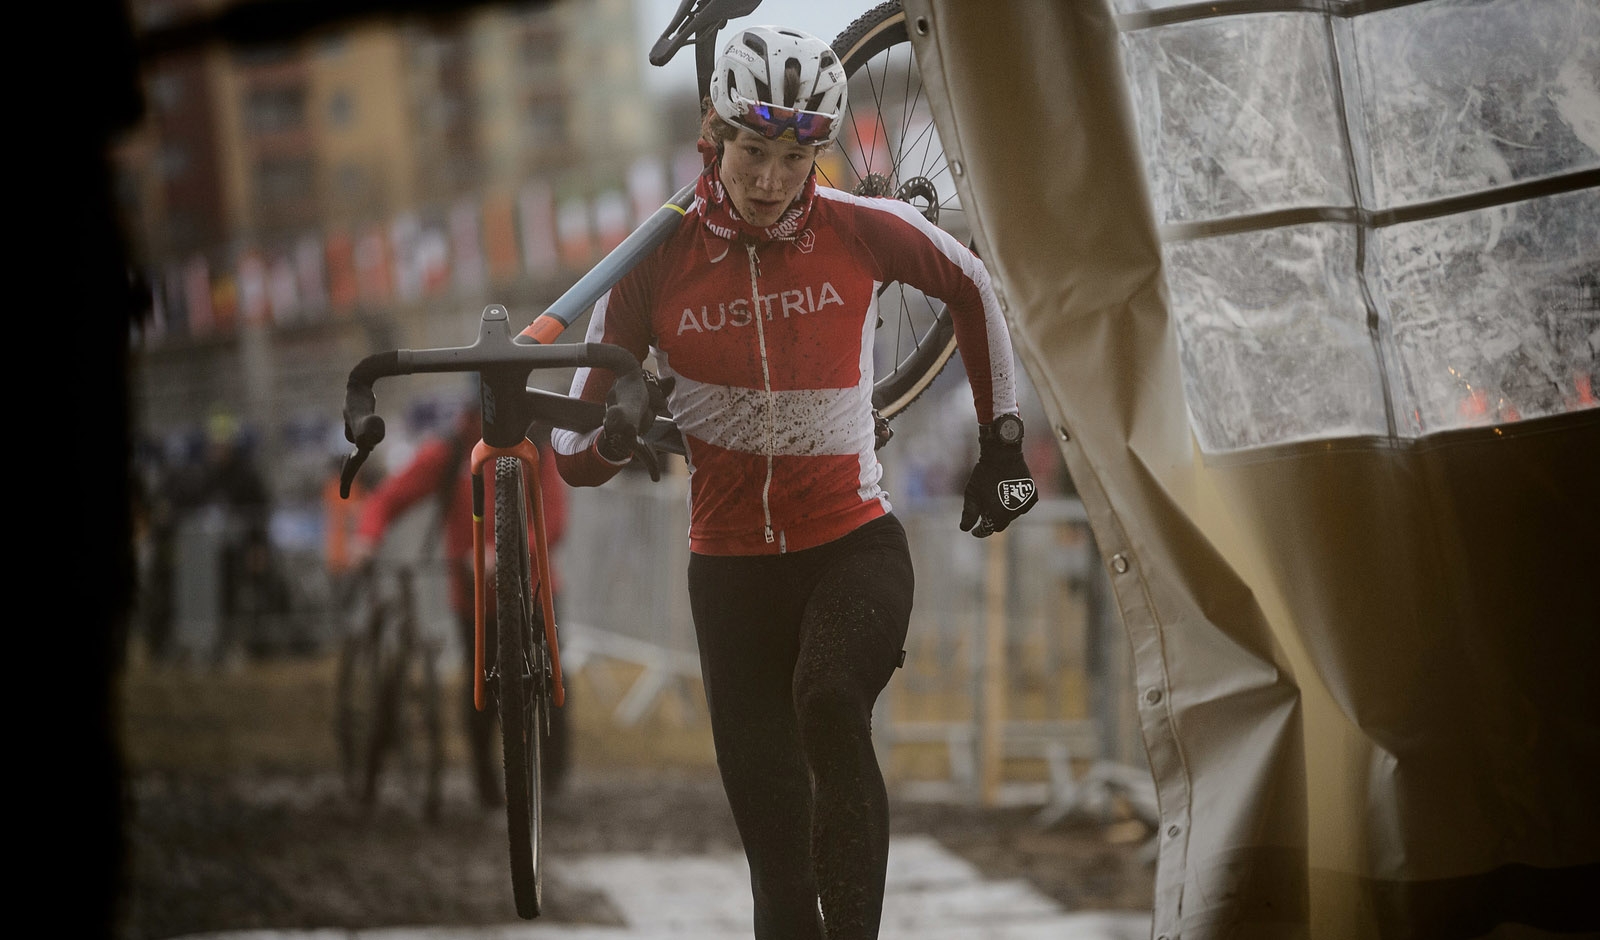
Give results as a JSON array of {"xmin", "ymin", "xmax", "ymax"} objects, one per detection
[{"xmin": 340, "ymin": 304, "xmax": 678, "ymax": 498}]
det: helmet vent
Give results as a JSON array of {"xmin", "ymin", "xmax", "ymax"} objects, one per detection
[{"xmin": 784, "ymin": 58, "xmax": 802, "ymax": 106}]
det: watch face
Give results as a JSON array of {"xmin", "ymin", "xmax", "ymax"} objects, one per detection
[{"xmin": 995, "ymin": 414, "xmax": 1023, "ymax": 445}]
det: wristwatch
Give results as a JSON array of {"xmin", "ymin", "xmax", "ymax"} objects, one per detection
[{"xmin": 981, "ymin": 413, "xmax": 1025, "ymax": 447}]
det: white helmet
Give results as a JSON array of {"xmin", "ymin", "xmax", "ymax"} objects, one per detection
[{"xmin": 709, "ymin": 25, "xmax": 848, "ymax": 146}]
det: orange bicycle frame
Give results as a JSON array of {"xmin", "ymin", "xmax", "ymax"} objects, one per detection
[{"xmin": 469, "ymin": 437, "xmax": 565, "ymax": 714}]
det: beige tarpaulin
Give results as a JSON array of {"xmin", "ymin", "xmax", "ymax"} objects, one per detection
[{"xmin": 903, "ymin": 0, "xmax": 1600, "ymax": 936}]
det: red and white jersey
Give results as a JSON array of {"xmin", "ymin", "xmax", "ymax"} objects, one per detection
[{"xmin": 553, "ymin": 174, "xmax": 1018, "ymax": 556}]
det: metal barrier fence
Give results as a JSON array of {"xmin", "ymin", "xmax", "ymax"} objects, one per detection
[
  {"xmin": 139, "ymin": 467, "xmax": 1153, "ymax": 816},
  {"xmin": 556, "ymin": 473, "xmax": 1153, "ymax": 815}
]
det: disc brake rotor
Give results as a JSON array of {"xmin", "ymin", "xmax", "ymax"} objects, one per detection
[{"xmin": 896, "ymin": 176, "xmax": 939, "ymax": 226}]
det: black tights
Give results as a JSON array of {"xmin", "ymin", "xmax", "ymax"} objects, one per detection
[{"xmin": 688, "ymin": 514, "xmax": 914, "ymax": 940}]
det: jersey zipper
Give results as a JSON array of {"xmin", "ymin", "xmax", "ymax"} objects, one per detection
[{"xmin": 746, "ymin": 242, "xmax": 778, "ymax": 548}]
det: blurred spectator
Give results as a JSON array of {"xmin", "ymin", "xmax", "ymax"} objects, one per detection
[
  {"xmin": 322, "ymin": 453, "xmax": 380, "ymax": 607},
  {"xmin": 199, "ymin": 411, "xmax": 285, "ymax": 664}
]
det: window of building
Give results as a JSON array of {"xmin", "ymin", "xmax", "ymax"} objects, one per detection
[
  {"xmin": 524, "ymin": 95, "xmax": 566, "ymax": 141},
  {"xmin": 520, "ymin": 25, "xmax": 561, "ymax": 67},
  {"xmin": 245, "ymin": 85, "xmax": 308, "ymax": 134},
  {"xmin": 328, "ymin": 89, "xmax": 355, "ymax": 128},
  {"xmin": 256, "ymin": 156, "xmax": 316, "ymax": 204}
]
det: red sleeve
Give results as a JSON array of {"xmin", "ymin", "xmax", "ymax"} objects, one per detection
[
  {"xmin": 842, "ymin": 195, "xmax": 1018, "ymax": 424},
  {"xmin": 355, "ymin": 438, "xmax": 453, "ymax": 542},
  {"xmin": 551, "ymin": 250, "xmax": 659, "ymax": 486}
]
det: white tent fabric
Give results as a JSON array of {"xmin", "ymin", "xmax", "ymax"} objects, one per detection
[{"xmin": 902, "ymin": 0, "xmax": 1600, "ymax": 936}]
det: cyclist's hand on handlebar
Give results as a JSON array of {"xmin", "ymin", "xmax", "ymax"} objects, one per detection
[
  {"xmin": 597, "ymin": 424, "xmax": 663, "ymax": 482},
  {"xmin": 959, "ymin": 425, "xmax": 1039, "ymax": 538},
  {"xmin": 598, "ymin": 375, "xmax": 665, "ymax": 482}
]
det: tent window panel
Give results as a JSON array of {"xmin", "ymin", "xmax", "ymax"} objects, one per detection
[
  {"xmin": 1120, "ymin": 13, "xmax": 1351, "ymax": 226},
  {"xmin": 1352, "ymin": 0, "xmax": 1600, "ymax": 210},
  {"xmin": 1164, "ymin": 223, "xmax": 1388, "ymax": 452},
  {"xmin": 1376, "ymin": 188, "xmax": 1600, "ymax": 434}
]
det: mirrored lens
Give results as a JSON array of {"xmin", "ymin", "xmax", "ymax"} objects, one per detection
[{"xmin": 745, "ymin": 102, "xmax": 834, "ymax": 144}]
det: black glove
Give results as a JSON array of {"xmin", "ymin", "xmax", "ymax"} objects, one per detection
[
  {"xmin": 596, "ymin": 372, "xmax": 670, "ymax": 481},
  {"xmin": 960, "ymin": 427, "xmax": 1039, "ymax": 538}
]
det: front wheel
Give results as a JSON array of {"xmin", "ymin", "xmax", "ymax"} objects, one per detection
[
  {"xmin": 494, "ymin": 456, "xmax": 544, "ymax": 919},
  {"xmin": 828, "ymin": 0, "xmax": 963, "ymax": 421}
]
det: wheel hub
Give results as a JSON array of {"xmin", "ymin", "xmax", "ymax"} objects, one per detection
[
  {"xmin": 896, "ymin": 176, "xmax": 939, "ymax": 226},
  {"xmin": 855, "ymin": 172, "xmax": 894, "ymax": 198}
]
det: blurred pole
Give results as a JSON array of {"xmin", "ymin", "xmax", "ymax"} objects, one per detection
[
  {"xmin": 240, "ymin": 318, "xmax": 275, "ymax": 474},
  {"xmin": 978, "ymin": 528, "xmax": 1008, "ymax": 806}
]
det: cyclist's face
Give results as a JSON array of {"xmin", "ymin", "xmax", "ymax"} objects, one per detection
[{"xmin": 720, "ymin": 129, "xmax": 816, "ymax": 227}]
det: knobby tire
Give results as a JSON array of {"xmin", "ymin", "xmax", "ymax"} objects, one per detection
[
  {"xmin": 495, "ymin": 456, "xmax": 545, "ymax": 919},
  {"xmin": 829, "ymin": 0, "xmax": 963, "ymax": 420}
]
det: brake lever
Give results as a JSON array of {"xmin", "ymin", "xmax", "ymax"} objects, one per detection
[{"xmin": 339, "ymin": 447, "xmax": 370, "ymax": 499}]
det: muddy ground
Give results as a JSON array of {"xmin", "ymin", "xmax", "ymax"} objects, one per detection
[{"xmin": 113, "ymin": 649, "xmax": 1156, "ymax": 939}]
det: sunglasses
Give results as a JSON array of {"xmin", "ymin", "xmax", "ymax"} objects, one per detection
[{"xmin": 732, "ymin": 92, "xmax": 835, "ymax": 145}]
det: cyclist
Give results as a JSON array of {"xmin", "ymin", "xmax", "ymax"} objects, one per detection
[
  {"xmin": 553, "ymin": 25, "xmax": 1038, "ymax": 940},
  {"xmin": 351, "ymin": 400, "xmax": 572, "ymax": 807}
]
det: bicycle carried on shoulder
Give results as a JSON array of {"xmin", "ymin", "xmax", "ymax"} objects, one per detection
[{"xmin": 336, "ymin": 0, "xmax": 962, "ymax": 919}]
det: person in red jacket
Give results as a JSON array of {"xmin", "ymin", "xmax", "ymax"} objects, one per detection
[
  {"xmin": 352, "ymin": 402, "xmax": 570, "ymax": 807},
  {"xmin": 552, "ymin": 25, "xmax": 1037, "ymax": 940}
]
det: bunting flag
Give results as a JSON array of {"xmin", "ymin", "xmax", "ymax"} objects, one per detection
[
  {"xmin": 390, "ymin": 213, "xmax": 421, "ymax": 302},
  {"xmin": 155, "ymin": 262, "xmax": 187, "ymax": 337},
  {"xmin": 268, "ymin": 252, "xmax": 301, "ymax": 323},
  {"xmin": 556, "ymin": 193, "xmax": 593, "ymax": 270},
  {"xmin": 673, "ymin": 144, "xmax": 706, "ymax": 191},
  {"xmin": 594, "ymin": 189, "xmax": 629, "ymax": 255},
  {"xmin": 237, "ymin": 249, "xmax": 270, "ymax": 325},
  {"xmin": 295, "ymin": 233, "xmax": 328, "ymax": 318},
  {"xmin": 482, "ymin": 191, "xmax": 520, "ymax": 283},
  {"xmin": 519, "ymin": 179, "xmax": 557, "ymax": 278},
  {"xmin": 184, "ymin": 252, "xmax": 212, "ymax": 334},
  {"xmin": 450, "ymin": 198, "xmax": 487, "ymax": 294},
  {"xmin": 418, "ymin": 221, "xmax": 451, "ymax": 297},
  {"xmin": 210, "ymin": 270, "xmax": 237, "ymax": 332},
  {"xmin": 355, "ymin": 223, "xmax": 392, "ymax": 305},
  {"xmin": 140, "ymin": 141, "xmax": 819, "ymax": 338},
  {"xmin": 628, "ymin": 155, "xmax": 668, "ymax": 225},
  {"xmin": 325, "ymin": 228, "xmax": 358, "ymax": 314}
]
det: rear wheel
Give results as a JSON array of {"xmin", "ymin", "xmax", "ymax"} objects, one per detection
[
  {"xmin": 334, "ymin": 567, "xmax": 444, "ymax": 820},
  {"xmin": 494, "ymin": 456, "xmax": 544, "ymax": 919},
  {"xmin": 335, "ymin": 566, "xmax": 394, "ymax": 806},
  {"xmin": 828, "ymin": 0, "xmax": 963, "ymax": 420},
  {"xmin": 334, "ymin": 614, "xmax": 383, "ymax": 806}
]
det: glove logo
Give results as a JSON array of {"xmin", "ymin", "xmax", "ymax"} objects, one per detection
[{"xmin": 997, "ymin": 479, "xmax": 1036, "ymax": 511}]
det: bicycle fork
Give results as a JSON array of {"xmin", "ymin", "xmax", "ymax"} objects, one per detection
[{"xmin": 469, "ymin": 439, "xmax": 566, "ymax": 715}]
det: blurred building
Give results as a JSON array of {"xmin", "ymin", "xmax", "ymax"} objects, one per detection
[{"xmin": 114, "ymin": 0, "xmax": 677, "ymax": 508}]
